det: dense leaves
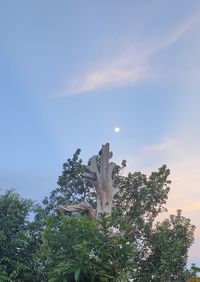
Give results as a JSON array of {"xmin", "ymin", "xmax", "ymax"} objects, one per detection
[
  {"xmin": 40, "ymin": 214, "xmax": 135, "ymax": 281},
  {"xmin": 0, "ymin": 190, "xmax": 36, "ymax": 281},
  {"xmin": 42, "ymin": 149, "xmax": 94, "ymax": 216},
  {"xmin": 140, "ymin": 209, "xmax": 195, "ymax": 281},
  {"xmin": 111, "ymin": 165, "xmax": 171, "ymax": 276}
]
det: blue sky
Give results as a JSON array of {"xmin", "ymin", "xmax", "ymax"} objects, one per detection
[{"xmin": 0, "ymin": 0, "xmax": 200, "ymax": 264}]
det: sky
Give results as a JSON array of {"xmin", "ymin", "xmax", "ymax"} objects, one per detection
[{"xmin": 0, "ymin": 0, "xmax": 200, "ymax": 265}]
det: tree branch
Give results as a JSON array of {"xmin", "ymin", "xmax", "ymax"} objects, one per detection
[{"xmin": 56, "ymin": 203, "xmax": 96, "ymax": 219}]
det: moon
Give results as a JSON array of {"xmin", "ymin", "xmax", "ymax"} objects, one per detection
[{"xmin": 114, "ymin": 127, "xmax": 120, "ymax": 133}]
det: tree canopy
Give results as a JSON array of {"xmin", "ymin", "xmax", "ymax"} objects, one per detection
[{"xmin": 0, "ymin": 145, "xmax": 197, "ymax": 281}]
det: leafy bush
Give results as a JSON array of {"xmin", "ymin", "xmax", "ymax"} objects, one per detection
[{"xmin": 39, "ymin": 214, "xmax": 135, "ymax": 282}]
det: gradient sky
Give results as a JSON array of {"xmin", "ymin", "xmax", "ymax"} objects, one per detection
[{"xmin": 0, "ymin": 0, "xmax": 200, "ymax": 265}]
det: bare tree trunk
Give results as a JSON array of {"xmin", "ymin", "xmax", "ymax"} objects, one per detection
[{"xmin": 83, "ymin": 143, "xmax": 119, "ymax": 217}]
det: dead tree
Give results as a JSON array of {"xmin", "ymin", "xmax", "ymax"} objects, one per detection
[{"xmin": 57, "ymin": 143, "xmax": 119, "ymax": 218}]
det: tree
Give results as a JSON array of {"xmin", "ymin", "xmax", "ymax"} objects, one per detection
[
  {"xmin": 38, "ymin": 144, "xmax": 195, "ymax": 280},
  {"xmin": 0, "ymin": 189, "xmax": 38, "ymax": 281},
  {"xmin": 141, "ymin": 209, "xmax": 195, "ymax": 281},
  {"xmin": 39, "ymin": 214, "xmax": 135, "ymax": 282},
  {"xmin": 0, "ymin": 145, "xmax": 196, "ymax": 280},
  {"xmin": 38, "ymin": 145, "xmax": 137, "ymax": 281},
  {"xmin": 112, "ymin": 164, "xmax": 171, "ymax": 271}
]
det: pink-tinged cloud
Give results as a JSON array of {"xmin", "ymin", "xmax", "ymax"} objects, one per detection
[
  {"xmin": 58, "ymin": 15, "xmax": 199, "ymax": 96},
  {"xmin": 67, "ymin": 65, "xmax": 148, "ymax": 94}
]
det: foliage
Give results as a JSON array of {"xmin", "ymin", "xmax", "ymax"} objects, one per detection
[
  {"xmin": 0, "ymin": 189, "xmax": 38, "ymax": 281},
  {"xmin": 42, "ymin": 149, "xmax": 94, "ymax": 216},
  {"xmin": 140, "ymin": 209, "xmax": 195, "ymax": 281},
  {"xmin": 113, "ymin": 164, "xmax": 171, "ymax": 225},
  {"xmin": 38, "ymin": 149, "xmax": 195, "ymax": 280},
  {"xmin": 187, "ymin": 263, "xmax": 200, "ymax": 279},
  {"xmin": 0, "ymin": 148, "xmax": 196, "ymax": 281},
  {"xmin": 39, "ymin": 214, "xmax": 135, "ymax": 282},
  {"xmin": 112, "ymin": 165, "xmax": 171, "ymax": 270}
]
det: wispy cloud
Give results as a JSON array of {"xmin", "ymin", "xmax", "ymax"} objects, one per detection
[
  {"xmin": 59, "ymin": 15, "xmax": 198, "ymax": 96},
  {"xmin": 156, "ymin": 15, "xmax": 198, "ymax": 51},
  {"xmin": 143, "ymin": 138, "xmax": 177, "ymax": 154},
  {"xmin": 66, "ymin": 64, "xmax": 148, "ymax": 94}
]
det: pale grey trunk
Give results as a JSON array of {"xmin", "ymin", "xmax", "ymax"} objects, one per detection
[{"xmin": 85, "ymin": 143, "xmax": 119, "ymax": 217}]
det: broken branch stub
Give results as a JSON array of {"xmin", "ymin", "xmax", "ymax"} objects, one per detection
[{"xmin": 57, "ymin": 203, "xmax": 96, "ymax": 220}]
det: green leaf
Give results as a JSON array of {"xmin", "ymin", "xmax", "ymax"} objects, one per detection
[{"xmin": 74, "ymin": 267, "xmax": 81, "ymax": 281}]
